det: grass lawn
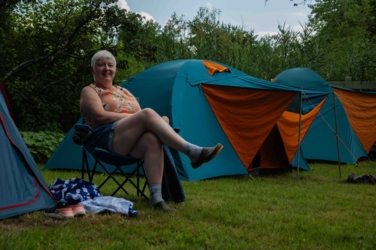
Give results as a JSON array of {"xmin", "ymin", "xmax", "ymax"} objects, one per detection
[{"xmin": 1, "ymin": 161, "xmax": 376, "ymax": 250}]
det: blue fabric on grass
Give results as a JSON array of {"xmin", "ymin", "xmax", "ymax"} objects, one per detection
[
  {"xmin": 80, "ymin": 196, "xmax": 138, "ymax": 216},
  {"xmin": 49, "ymin": 177, "xmax": 102, "ymax": 203}
]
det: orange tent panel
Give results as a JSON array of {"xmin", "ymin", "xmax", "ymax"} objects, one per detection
[
  {"xmin": 334, "ymin": 88, "xmax": 376, "ymax": 153},
  {"xmin": 277, "ymin": 98, "xmax": 327, "ymax": 163},
  {"xmin": 202, "ymin": 84, "xmax": 297, "ymax": 168},
  {"xmin": 202, "ymin": 60, "xmax": 231, "ymax": 76}
]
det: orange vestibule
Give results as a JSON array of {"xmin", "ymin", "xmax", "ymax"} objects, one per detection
[
  {"xmin": 334, "ymin": 88, "xmax": 376, "ymax": 153},
  {"xmin": 201, "ymin": 84, "xmax": 297, "ymax": 169},
  {"xmin": 277, "ymin": 98, "xmax": 327, "ymax": 163}
]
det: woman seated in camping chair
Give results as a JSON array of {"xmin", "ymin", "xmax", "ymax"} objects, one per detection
[{"xmin": 79, "ymin": 50, "xmax": 223, "ymax": 211}]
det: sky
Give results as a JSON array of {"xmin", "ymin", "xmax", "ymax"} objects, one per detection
[{"xmin": 117, "ymin": 0, "xmax": 315, "ymax": 36}]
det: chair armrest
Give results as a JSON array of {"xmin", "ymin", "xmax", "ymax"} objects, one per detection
[
  {"xmin": 74, "ymin": 124, "xmax": 91, "ymax": 133},
  {"xmin": 73, "ymin": 124, "xmax": 92, "ymax": 145}
]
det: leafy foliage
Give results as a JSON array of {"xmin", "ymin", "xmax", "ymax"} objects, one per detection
[
  {"xmin": 20, "ymin": 130, "xmax": 65, "ymax": 164},
  {"xmin": 1, "ymin": 0, "xmax": 132, "ymax": 131},
  {"xmin": 144, "ymin": 7, "xmax": 312, "ymax": 80},
  {"xmin": 307, "ymin": 0, "xmax": 376, "ymax": 80},
  {"xmin": 144, "ymin": 3, "xmax": 376, "ymax": 82},
  {"xmin": 118, "ymin": 12, "xmax": 161, "ymax": 66}
]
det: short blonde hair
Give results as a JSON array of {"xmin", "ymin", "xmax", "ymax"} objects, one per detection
[{"xmin": 91, "ymin": 50, "xmax": 116, "ymax": 68}]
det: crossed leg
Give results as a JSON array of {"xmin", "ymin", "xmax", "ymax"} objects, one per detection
[
  {"xmin": 110, "ymin": 108, "xmax": 222, "ymax": 211},
  {"xmin": 111, "ymin": 109, "xmax": 181, "ymax": 211},
  {"xmin": 111, "ymin": 108, "xmax": 185, "ymax": 155}
]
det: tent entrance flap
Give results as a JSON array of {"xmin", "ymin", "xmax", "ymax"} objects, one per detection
[
  {"xmin": 258, "ymin": 125, "xmax": 290, "ymax": 170},
  {"xmin": 277, "ymin": 97, "xmax": 327, "ymax": 164},
  {"xmin": 201, "ymin": 84, "xmax": 297, "ymax": 169},
  {"xmin": 333, "ymin": 88, "xmax": 376, "ymax": 153}
]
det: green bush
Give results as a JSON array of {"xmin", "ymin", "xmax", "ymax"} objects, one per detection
[{"xmin": 20, "ymin": 131, "xmax": 65, "ymax": 164}]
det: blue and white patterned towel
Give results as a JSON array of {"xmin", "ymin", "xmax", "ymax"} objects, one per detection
[{"xmin": 49, "ymin": 177, "xmax": 103, "ymax": 203}]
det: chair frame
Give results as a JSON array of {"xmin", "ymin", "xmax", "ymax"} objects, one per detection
[{"xmin": 74, "ymin": 124, "xmax": 149, "ymax": 200}]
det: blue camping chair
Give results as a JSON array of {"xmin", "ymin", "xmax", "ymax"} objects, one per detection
[{"xmin": 73, "ymin": 124, "xmax": 149, "ymax": 199}]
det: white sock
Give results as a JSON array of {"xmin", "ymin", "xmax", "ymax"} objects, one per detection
[
  {"xmin": 182, "ymin": 142, "xmax": 203, "ymax": 162},
  {"xmin": 149, "ymin": 184, "xmax": 164, "ymax": 205}
]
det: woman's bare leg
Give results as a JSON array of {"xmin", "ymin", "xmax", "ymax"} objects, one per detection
[
  {"xmin": 112, "ymin": 108, "xmax": 185, "ymax": 156},
  {"xmin": 126, "ymin": 131, "xmax": 164, "ymax": 185},
  {"xmin": 112, "ymin": 107, "xmax": 223, "ymax": 170},
  {"xmin": 120, "ymin": 131, "xmax": 173, "ymax": 211},
  {"xmin": 109, "ymin": 108, "xmax": 222, "ymax": 211}
]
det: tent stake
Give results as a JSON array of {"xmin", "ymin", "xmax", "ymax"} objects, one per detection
[{"xmin": 333, "ymin": 94, "xmax": 341, "ymax": 178}]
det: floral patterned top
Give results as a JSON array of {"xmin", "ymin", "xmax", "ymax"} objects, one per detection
[{"xmin": 81, "ymin": 84, "xmax": 141, "ymax": 129}]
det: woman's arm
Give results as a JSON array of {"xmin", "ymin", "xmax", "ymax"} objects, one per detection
[{"xmin": 80, "ymin": 86, "xmax": 131, "ymax": 125}]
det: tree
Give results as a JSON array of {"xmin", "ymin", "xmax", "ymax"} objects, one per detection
[
  {"xmin": 0, "ymin": 0, "xmax": 129, "ymax": 131},
  {"xmin": 148, "ymin": 6, "xmax": 307, "ymax": 79},
  {"xmin": 0, "ymin": 0, "xmax": 35, "ymax": 28},
  {"xmin": 117, "ymin": 12, "xmax": 161, "ymax": 65},
  {"xmin": 156, "ymin": 12, "xmax": 195, "ymax": 62},
  {"xmin": 186, "ymin": 7, "xmax": 258, "ymax": 72},
  {"xmin": 307, "ymin": 0, "xmax": 376, "ymax": 80}
]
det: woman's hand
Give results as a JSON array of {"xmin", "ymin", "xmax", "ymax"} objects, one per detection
[{"xmin": 162, "ymin": 116, "xmax": 169, "ymax": 124}]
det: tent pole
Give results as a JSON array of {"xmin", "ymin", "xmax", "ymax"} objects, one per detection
[
  {"xmin": 296, "ymin": 90, "xmax": 302, "ymax": 182},
  {"xmin": 333, "ymin": 93, "xmax": 341, "ymax": 178}
]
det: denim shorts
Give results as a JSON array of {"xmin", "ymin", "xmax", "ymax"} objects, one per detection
[{"xmin": 85, "ymin": 121, "xmax": 119, "ymax": 154}]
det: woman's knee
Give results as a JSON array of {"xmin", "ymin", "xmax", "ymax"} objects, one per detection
[
  {"xmin": 141, "ymin": 131, "xmax": 162, "ymax": 147},
  {"xmin": 139, "ymin": 108, "xmax": 161, "ymax": 127},
  {"xmin": 140, "ymin": 108, "xmax": 158, "ymax": 118},
  {"xmin": 127, "ymin": 131, "xmax": 162, "ymax": 159}
]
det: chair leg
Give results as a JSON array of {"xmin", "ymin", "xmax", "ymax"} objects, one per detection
[
  {"xmin": 93, "ymin": 152, "xmax": 130, "ymax": 195},
  {"xmin": 137, "ymin": 165, "xmax": 140, "ymax": 197},
  {"xmin": 81, "ymin": 148, "xmax": 86, "ymax": 180},
  {"xmin": 115, "ymin": 167, "xmax": 149, "ymax": 200},
  {"xmin": 81, "ymin": 148, "xmax": 94, "ymax": 182},
  {"xmin": 87, "ymin": 151, "xmax": 149, "ymax": 200},
  {"xmin": 136, "ymin": 160, "xmax": 149, "ymax": 200},
  {"xmin": 98, "ymin": 164, "xmax": 130, "ymax": 196},
  {"xmin": 136, "ymin": 160, "xmax": 144, "ymax": 197},
  {"xmin": 141, "ymin": 173, "xmax": 148, "ymax": 197}
]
